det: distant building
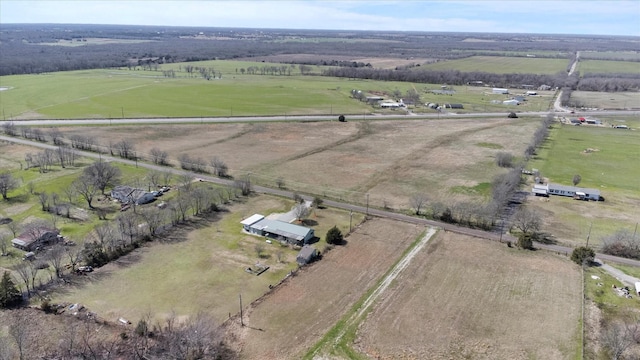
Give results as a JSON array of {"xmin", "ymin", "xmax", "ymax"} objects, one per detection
[
  {"xmin": 492, "ymin": 88, "xmax": 509, "ymax": 94},
  {"xmin": 444, "ymin": 103, "xmax": 464, "ymax": 109},
  {"xmin": 241, "ymin": 214, "xmax": 315, "ymax": 245},
  {"xmin": 503, "ymin": 99, "xmax": 520, "ymax": 106},
  {"xmin": 111, "ymin": 186, "xmax": 157, "ymax": 205}
]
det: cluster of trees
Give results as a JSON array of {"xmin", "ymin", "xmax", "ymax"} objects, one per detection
[
  {"xmin": 24, "ymin": 147, "xmax": 78, "ymax": 172},
  {"xmin": 239, "ymin": 64, "xmax": 296, "ymax": 76},
  {"xmin": 325, "ymin": 67, "xmax": 578, "ymax": 89},
  {"xmin": 0, "ymin": 310, "xmax": 233, "ymax": 359},
  {"xmin": 601, "ymin": 229, "xmax": 640, "ymax": 260}
]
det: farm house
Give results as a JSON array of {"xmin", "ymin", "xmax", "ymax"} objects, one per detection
[
  {"xmin": 241, "ymin": 214, "xmax": 315, "ymax": 245},
  {"xmin": 11, "ymin": 227, "xmax": 61, "ymax": 251},
  {"xmin": 531, "ymin": 183, "xmax": 602, "ymax": 201}
]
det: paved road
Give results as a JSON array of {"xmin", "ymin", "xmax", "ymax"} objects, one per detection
[
  {"xmin": 5, "ymin": 109, "xmax": 639, "ymax": 127},
  {"xmin": 594, "ymin": 258, "xmax": 640, "ymax": 287},
  {"xmin": 2, "ymin": 134, "xmax": 640, "ymax": 268}
]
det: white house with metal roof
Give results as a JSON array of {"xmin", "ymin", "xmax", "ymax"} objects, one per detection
[
  {"xmin": 531, "ymin": 183, "xmax": 602, "ymax": 201},
  {"xmin": 241, "ymin": 214, "xmax": 315, "ymax": 245}
]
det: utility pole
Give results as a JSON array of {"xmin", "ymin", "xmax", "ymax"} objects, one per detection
[
  {"xmin": 349, "ymin": 210, "xmax": 353, "ymax": 232},
  {"xmin": 121, "ymin": 107, "xmax": 124, "ymax": 119},
  {"xmin": 366, "ymin": 193, "xmax": 369, "ymax": 216},
  {"xmin": 239, "ymin": 294, "xmax": 244, "ymax": 327}
]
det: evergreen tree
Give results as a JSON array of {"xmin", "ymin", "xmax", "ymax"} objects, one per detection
[
  {"xmin": 0, "ymin": 271, "xmax": 22, "ymax": 308},
  {"xmin": 326, "ymin": 226, "xmax": 343, "ymax": 245}
]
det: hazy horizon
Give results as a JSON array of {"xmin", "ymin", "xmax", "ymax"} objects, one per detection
[{"xmin": 1, "ymin": 0, "xmax": 639, "ymax": 37}]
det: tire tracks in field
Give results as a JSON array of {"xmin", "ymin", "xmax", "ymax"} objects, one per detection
[
  {"xmin": 313, "ymin": 227, "xmax": 438, "ymax": 358},
  {"xmin": 352, "ymin": 120, "xmax": 509, "ymax": 194},
  {"xmin": 249, "ymin": 122, "xmax": 374, "ymax": 174}
]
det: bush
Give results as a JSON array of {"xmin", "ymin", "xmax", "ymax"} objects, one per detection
[
  {"xmin": 571, "ymin": 246, "xmax": 595, "ymax": 265},
  {"xmin": 338, "ymin": 115, "xmax": 346, "ymax": 122},
  {"xmin": 326, "ymin": 226, "xmax": 343, "ymax": 245},
  {"xmin": 517, "ymin": 233, "xmax": 535, "ymax": 250},
  {"xmin": 495, "ymin": 152, "xmax": 514, "ymax": 168},
  {"xmin": 508, "ymin": 112, "xmax": 518, "ymax": 118}
]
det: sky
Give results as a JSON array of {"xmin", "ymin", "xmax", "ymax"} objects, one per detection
[{"xmin": 1, "ymin": 0, "xmax": 639, "ymax": 36}]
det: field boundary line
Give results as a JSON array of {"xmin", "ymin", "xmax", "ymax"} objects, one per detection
[{"xmin": 305, "ymin": 227, "xmax": 437, "ymax": 359}]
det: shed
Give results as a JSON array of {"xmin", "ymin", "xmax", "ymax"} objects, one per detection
[
  {"xmin": 11, "ymin": 228, "xmax": 60, "ymax": 251},
  {"xmin": 296, "ymin": 245, "xmax": 318, "ymax": 265},
  {"xmin": 503, "ymin": 99, "xmax": 520, "ymax": 106},
  {"xmin": 241, "ymin": 214, "xmax": 265, "ymax": 234},
  {"xmin": 493, "ymin": 88, "xmax": 509, "ymax": 94}
]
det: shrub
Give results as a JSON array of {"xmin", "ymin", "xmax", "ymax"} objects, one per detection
[
  {"xmin": 571, "ymin": 246, "xmax": 595, "ymax": 265},
  {"xmin": 326, "ymin": 226, "xmax": 343, "ymax": 245}
]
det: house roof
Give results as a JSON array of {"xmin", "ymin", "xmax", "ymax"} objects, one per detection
[
  {"xmin": 241, "ymin": 214, "xmax": 265, "ymax": 226},
  {"xmin": 548, "ymin": 183, "xmax": 600, "ymax": 196},
  {"xmin": 250, "ymin": 218, "xmax": 313, "ymax": 241},
  {"xmin": 297, "ymin": 245, "xmax": 317, "ymax": 260}
]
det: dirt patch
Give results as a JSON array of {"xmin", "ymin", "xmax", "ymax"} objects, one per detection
[
  {"xmin": 223, "ymin": 218, "xmax": 424, "ymax": 360},
  {"xmin": 355, "ymin": 231, "xmax": 582, "ymax": 359}
]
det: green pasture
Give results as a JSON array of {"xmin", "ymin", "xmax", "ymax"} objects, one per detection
[
  {"xmin": 585, "ymin": 267, "xmax": 640, "ymax": 318},
  {"xmin": 415, "ymin": 56, "xmax": 568, "ymax": 74},
  {"xmin": 580, "ymin": 51, "xmax": 640, "ymax": 61},
  {"xmin": 0, "ymin": 58, "xmax": 560, "ymax": 120},
  {"xmin": 577, "ymin": 60, "xmax": 640, "ymax": 75},
  {"xmin": 530, "ymin": 123, "xmax": 640, "ymax": 193},
  {"xmin": 570, "ymin": 91, "xmax": 640, "ymax": 110}
]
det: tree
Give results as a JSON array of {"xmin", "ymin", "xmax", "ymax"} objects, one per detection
[
  {"xmin": 8, "ymin": 312, "xmax": 30, "ymax": 360},
  {"xmin": 84, "ymin": 161, "xmax": 121, "ymax": 195},
  {"xmin": 234, "ymin": 176, "xmax": 251, "ymax": 196},
  {"xmin": 495, "ymin": 152, "xmax": 514, "ymax": 168},
  {"xmin": 338, "ymin": 115, "xmax": 346, "ymax": 122},
  {"xmin": 150, "ymin": 148, "xmax": 169, "ymax": 165},
  {"xmin": 572, "ymin": 174, "xmax": 582, "ymax": 186},
  {"xmin": 210, "ymin": 156, "xmax": 229, "ymax": 177},
  {"xmin": 46, "ymin": 244, "xmax": 66, "ymax": 278},
  {"xmin": 312, "ymin": 196, "xmax": 323, "ymax": 209},
  {"xmin": 0, "ymin": 271, "xmax": 22, "ymax": 308},
  {"xmin": 293, "ymin": 203, "xmax": 310, "ymax": 221},
  {"xmin": 275, "ymin": 177, "xmax": 286, "ymax": 189},
  {"xmin": 409, "ymin": 194, "xmax": 428, "ymax": 215},
  {"xmin": 0, "ymin": 235, "xmax": 8, "ymax": 256},
  {"xmin": 0, "ymin": 172, "xmax": 19, "ymax": 200},
  {"xmin": 571, "ymin": 246, "xmax": 595, "ymax": 265},
  {"xmin": 512, "ymin": 207, "xmax": 541, "ymax": 235},
  {"xmin": 72, "ymin": 174, "xmax": 97, "ymax": 209},
  {"xmin": 517, "ymin": 232, "xmax": 535, "ymax": 250},
  {"xmin": 326, "ymin": 226, "xmax": 343, "ymax": 245},
  {"xmin": 507, "ymin": 111, "xmax": 518, "ymax": 118}
]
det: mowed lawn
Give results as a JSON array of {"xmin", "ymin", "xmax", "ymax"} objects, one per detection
[
  {"xmin": 356, "ymin": 231, "xmax": 582, "ymax": 359},
  {"xmin": 526, "ymin": 121, "xmax": 640, "ymax": 246},
  {"xmin": 416, "ymin": 55, "xmax": 568, "ymax": 74}
]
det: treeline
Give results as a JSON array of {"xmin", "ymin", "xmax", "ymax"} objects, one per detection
[
  {"xmin": 323, "ymin": 67, "xmax": 578, "ymax": 89},
  {"xmin": 2, "ymin": 23, "xmax": 638, "ymax": 76}
]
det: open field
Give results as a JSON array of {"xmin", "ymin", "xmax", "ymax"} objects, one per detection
[
  {"xmin": 355, "ymin": 231, "xmax": 582, "ymax": 359},
  {"xmin": 416, "ymin": 55, "xmax": 568, "ymax": 74},
  {"xmin": 527, "ymin": 120, "xmax": 640, "ymax": 247},
  {"xmin": 0, "ymin": 61, "xmax": 557, "ymax": 119},
  {"xmin": 577, "ymin": 60, "xmax": 640, "ymax": 74},
  {"xmin": 51, "ymin": 117, "xmax": 541, "ymax": 210},
  {"xmin": 570, "ymin": 91, "xmax": 640, "ymax": 110},
  {"xmin": 581, "ymin": 51, "xmax": 640, "ymax": 61},
  {"xmin": 50, "ymin": 194, "xmax": 363, "ymax": 324},
  {"xmin": 224, "ymin": 217, "xmax": 424, "ymax": 359}
]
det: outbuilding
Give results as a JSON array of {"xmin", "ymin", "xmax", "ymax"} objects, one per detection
[
  {"xmin": 493, "ymin": 88, "xmax": 509, "ymax": 94},
  {"xmin": 12, "ymin": 228, "xmax": 61, "ymax": 251},
  {"xmin": 296, "ymin": 245, "xmax": 318, "ymax": 265},
  {"xmin": 503, "ymin": 99, "xmax": 520, "ymax": 106}
]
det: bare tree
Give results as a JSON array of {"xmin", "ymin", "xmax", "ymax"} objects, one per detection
[
  {"xmin": 0, "ymin": 173, "xmax": 19, "ymax": 200},
  {"xmin": 6, "ymin": 221, "xmax": 20, "ymax": 238},
  {"xmin": 512, "ymin": 207, "xmax": 542, "ymax": 234},
  {"xmin": 150, "ymin": 148, "xmax": 169, "ymax": 165},
  {"xmin": 62, "ymin": 185, "xmax": 76, "ymax": 205},
  {"xmin": 8, "ymin": 312, "xmax": 30, "ymax": 360},
  {"xmin": 46, "ymin": 244, "xmax": 66, "ymax": 278},
  {"xmin": 178, "ymin": 173, "xmax": 195, "ymax": 193},
  {"xmin": 72, "ymin": 174, "xmax": 98, "ymax": 209},
  {"xmin": 210, "ymin": 156, "xmax": 228, "ymax": 177},
  {"xmin": 65, "ymin": 245, "xmax": 82, "ymax": 272},
  {"xmin": 49, "ymin": 128, "xmax": 64, "ymax": 145},
  {"xmin": 139, "ymin": 207, "xmax": 166, "ymax": 238},
  {"xmin": 409, "ymin": 194, "xmax": 428, "ymax": 215},
  {"xmin": 14, "ymin": 261, "xmax": 38, "ymax": 297},
  {"xmin": 293, "ymin": 203, "xmax": 310, "ymax": 221},
  {"xmin": 2, "ymin": 121, "xmax": 17, "ymax": 136},
  {"xmin": 38, "ymin": 191, "xmax": 50, "ymax": 212},
  {"xmin": 162, "ymin": 172, "xmax": 173, "ymax": 188},
  {"xmin": 146, "ymin": 170, "xmax": 163, "ymax": 189},
  {"xmin": 84, "ymin": 161, "xmax": 121, "ymax": 195},
  {"xmin": 0, "ymin": 235, "xmax": 8, "ymax": 256},
  {"xmin": 495, "ymin": 152, "xmax": 514, "ymax": 168},
  {"xmin": 115, "ymin": 140, "xmax": 135, "ymax": 159},
  {"xmin": 603, "ymin": 322, "xmax": 637, "ymax": 360}
]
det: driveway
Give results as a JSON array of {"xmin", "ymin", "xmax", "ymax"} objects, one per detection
[{"xmin": 594, "ymin": 258, "xmax": 640, "ymax": 288}]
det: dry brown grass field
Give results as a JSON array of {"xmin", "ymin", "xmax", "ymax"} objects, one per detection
[
  {"xmin": 355, "ymin": 231, "xmax": 582, "ymax": 360},
  {"xmin": 55, "ymin": 117, "xmax": 539, "ymax": 210},
  {"xmin": 224, "ymin": 218, "xmax": 424, "ymax": 360}
]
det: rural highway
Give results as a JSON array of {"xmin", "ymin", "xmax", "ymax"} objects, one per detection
[
  {"xmin": 2, "ymin": 134, "xmax": 640, "ymax": 268},
  {"xmin": 4, "ymin": 109, "xmax": 639, "ymax": 127}
]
